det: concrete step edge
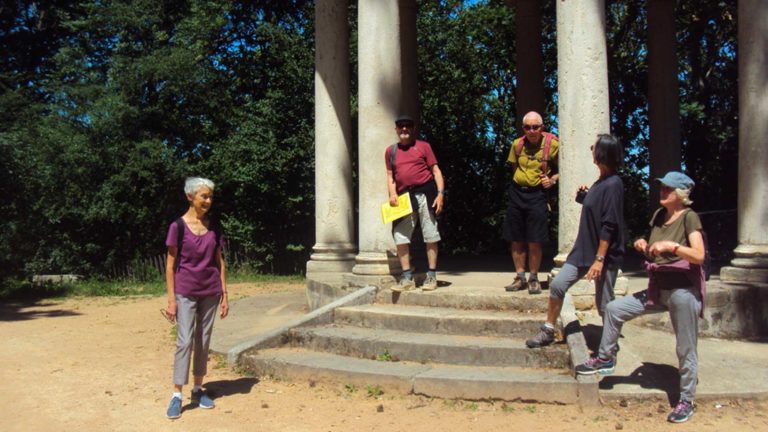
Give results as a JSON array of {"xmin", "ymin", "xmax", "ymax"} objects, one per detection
[
  {"xmin": 337, "ymin": 303, "xmax": 546, "ymax": 320},
  {"xmin": 373, "ymin": 289, "xmax": 550, "ymax": 312},
  {"xmin": 240, "ymin": 348, "xmax": 579, "ymax": 403},
  {"xmin": 289, "ymin": 324, "xmax": 571, "ymax": 368},
  {"xmin": 333, "ymin": 304, "xmax": 548, "ymax": 337}
]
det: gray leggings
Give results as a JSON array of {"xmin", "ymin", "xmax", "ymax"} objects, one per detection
[
  {"xmin": 597, "ymin": 288, "xmax": 702, "ymax": 401},
  {"xmin": 550, "ymin": 262, "xmax": 618, "ymax": 314},
  {"xmin": 173, "ymin": 294, "xmax": 220, "ymax": 386}
]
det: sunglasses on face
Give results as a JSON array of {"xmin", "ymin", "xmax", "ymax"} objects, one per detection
[
  {"xmin": 396, "ymin": 123, "xmax": 414, "ymax": 129},
  {"xmin": 523, "ymin": 124, "xmax": 542, "ymax": 131}
]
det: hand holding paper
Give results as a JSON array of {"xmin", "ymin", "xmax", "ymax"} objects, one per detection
[{"xmin": 381, "ymin": 193, "xmax": 413, "ymax": 224}]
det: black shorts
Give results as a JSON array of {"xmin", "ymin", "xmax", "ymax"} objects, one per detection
[{"xmin": 503, "ymin": 184, "xmax": 549, "ymax": 243}]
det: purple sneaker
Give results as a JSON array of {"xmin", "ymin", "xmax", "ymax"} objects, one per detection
[
  {"xmin": 667, "ymin": 400, "xmax": 694, "ymax": 423},
  {"xmin": 575, "ymin": 356, "xmax": 615, "ymax": 375}
]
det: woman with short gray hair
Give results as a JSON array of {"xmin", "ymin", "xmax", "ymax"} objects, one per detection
[{"xmin": 163, "ymin": 176, "xmax": 228, "ymax": 419}]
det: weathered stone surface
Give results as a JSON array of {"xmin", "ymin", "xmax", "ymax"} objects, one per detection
[
  {"xmin": 334, "ymin": 304, "xmax": 543, "ymax": 338},
  {"xmin": 241, "ymin": 348, "xmax": 424, "ymax": 394},
  {"xmin": 290, "ymin": 324, "xmax": 570, "ymax": 368},
  {"xmin": 572, "ymin": 295, "xmax": 595, "ymax": 311},
  {"xmin": 375, "ymin": 286, "xmax": 550, "ymax": 313},
  {"xmin": 554, "ymin": 0, "xmax": 610, "ymax": 264},
  {"xmin": 633, "ymin": 280, "xmax": 768, "ymax": 338},
  {"xmin": 32, "ymin": 274, "xmax": 82, "ymax": 284},
  {"xmin": 720, "ymin": 266, "xmax": 768, "ymax": 284},
  {"xmin": 413, "ymin": 366, "xmax": 578, "ymax": 404}
]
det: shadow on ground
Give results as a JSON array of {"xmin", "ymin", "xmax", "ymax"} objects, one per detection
[
  {"xmin": 579, "ymin": 324, "xmax": 680, "ymax": 405},
  {"xmin": 599, "ymin": 363, "xmax": 681, "ymax": 406},
  {"xmin": 205, "ymin": 377, "xmax": 260, "ymax": 399},
  {"xmin": 0, "ymin": 301, "xmax": 82, "ymax": 322}
]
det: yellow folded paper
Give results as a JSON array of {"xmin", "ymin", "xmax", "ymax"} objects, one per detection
[{"xmin": 381, "ymin": 193, "xmax": 413, "ymax": 224}]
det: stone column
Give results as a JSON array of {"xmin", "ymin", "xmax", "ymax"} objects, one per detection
[
  {"xmin": 554, "ymin": 0, "xmax": 610, "ymax": 265},
  {"xmin": 353, "ymin": 0, "xmax": 417, "ymax": 279},
  {"xmin": 720, "ymin": 0, "xmax": 768, "ymax": 284},
  {"xmin": 647, "ymin": 0, "xmax": 681, "ymax": 209},
  {"xmin": 400, "ymin": 0, "xmax": 419, "ymax": 123},
  {"xmin": 307, "ymin": 0, "xmax": 356, "ymax": 275},
  {"xmin": 514, "ymin": 0, "xmax": 545, "ymax": 120}
]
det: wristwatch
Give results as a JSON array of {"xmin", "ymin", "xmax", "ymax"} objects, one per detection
[{"xmin": 595, "ymin": 255, "xmax": 605, "ymax": 263}]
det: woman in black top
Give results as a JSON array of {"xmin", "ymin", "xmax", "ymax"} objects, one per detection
[{"xmin": 526, "ymin": 134, "xmax": 625, "ymax": 349}]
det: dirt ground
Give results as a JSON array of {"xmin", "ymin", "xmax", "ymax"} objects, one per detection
[{"xmin": 2, "ymin": 282, "xmax": 766, "ymax": 432}]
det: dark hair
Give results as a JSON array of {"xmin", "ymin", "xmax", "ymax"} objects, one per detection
[{"xmin": 593, "ymin": 134, "xmax": 624, "ymax": 170}]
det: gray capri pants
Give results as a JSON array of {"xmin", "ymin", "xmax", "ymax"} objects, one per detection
[
  {"xmin": 173, "ymin": 294, "xmax": 220, "ymax": 386},
  {"xmin": 597, "ymin": 288, "xmax": 702, "ymax": 401},
  {"xmin": 550, "ymin": 262, "xmax": 618, "ymax": 314}
]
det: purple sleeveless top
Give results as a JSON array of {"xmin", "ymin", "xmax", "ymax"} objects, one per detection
[{"xmin": 165, "ymin": 221, "xmax": 223, "ymax": 297}]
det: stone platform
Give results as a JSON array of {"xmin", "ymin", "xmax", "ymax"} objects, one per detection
[{"xmin": 212, "ymin": 255, "xmax": 768, "ymax": 405}]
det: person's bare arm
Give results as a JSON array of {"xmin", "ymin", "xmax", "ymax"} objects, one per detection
[{"xmin": 431, "ymin": 164, "xmax": 444, "ymax": 215}]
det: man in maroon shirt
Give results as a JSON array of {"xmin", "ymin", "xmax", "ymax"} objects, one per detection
[{"xmin": 385, "ymin": 115, "xmax": 445, "ymax": 292}]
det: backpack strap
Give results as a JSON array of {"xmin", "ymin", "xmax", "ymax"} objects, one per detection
[
  {"xmin": 682, "ymin": 210, "xmax": 692, "ymax": 240},
  {"xmin": 540, "ymin": 132, "xmax": 555, "ymax": 174},
  {"xmin": 514, "ymin": 132, "xmax": 556, "ymax": 174},
  {"xmin": 174, "ymin": 218, "xmax": 184, "ymax": 273},
  {"xmin": 211, "ymin": 217, "xmax": 223, "ymax": 251},
  {"xmin": 389, "ymin": 143, "xmax": 398, "ymax": 184},
  {"xmin": 514, "ymin": 137, "xmax": 526, "ymax": 159}
]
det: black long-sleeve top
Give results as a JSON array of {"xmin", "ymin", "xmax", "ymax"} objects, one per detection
[{"xmin": 566, "ymin": 174, "xmax": 626, "ymax": 268}]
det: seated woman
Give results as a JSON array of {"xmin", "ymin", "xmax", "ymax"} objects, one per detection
[{"xmin": 575, "ymin": 171, "xmax": 706, "ymax": 424}]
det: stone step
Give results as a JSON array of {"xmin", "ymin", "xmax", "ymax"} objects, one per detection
[
  {"xmin": 334, "ymin": 304, "xmax": 547, "ymax": 338},
  {"xmin": 289, "ymin": 324, "xmax": 570, "ymax": 368},
  {"xmin": 241, "ymin": 348, "xmax": 579, "ymax": 404},
  {"xmin": 375, "ymin": 284, "xmax": 550, "ymax": 313}
]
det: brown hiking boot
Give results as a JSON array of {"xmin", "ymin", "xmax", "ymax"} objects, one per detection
[
  {"xmin": 526, "ymin": 324, "xmax": 556, "ymax": 348},
  {"xmin": 527, "ymin": 278, "xmax": 542, "ymax": 294},
  {"xmin": 504, "ymin": 276, "xmax": 527, "ymax": 292}
]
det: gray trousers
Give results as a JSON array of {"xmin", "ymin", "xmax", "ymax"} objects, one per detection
[
  {"xmin": 550, "ymin": 263, "xmax": 618, "ymax": 314},
  {"xmin": 173, "ymin": 294, "xmax": 220, "ymax": 386},
  {"xmin": 597, "ymin": 288, "xmax": 702, "ymax": 401}
]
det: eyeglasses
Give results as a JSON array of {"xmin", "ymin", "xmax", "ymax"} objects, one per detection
[
  {"xmin": 396, "ymin": 123, "xmax": 414, "ymax": 129},
  {"xmin": 523, "ymin": 124, "xmax": 542, "ymax": 131}
]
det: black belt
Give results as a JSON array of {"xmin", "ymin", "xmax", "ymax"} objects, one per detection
[{"xmin": 513, "ymin": 183, "xmax": 542, "ymax": 192}]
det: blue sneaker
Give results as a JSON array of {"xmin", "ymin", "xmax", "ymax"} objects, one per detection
[
  {"xmin": 191, "ymin": 389, "xmax": 215, "ymax": 409},
  {"xmin": 166, "ymin": 396, "xmax": 182, "ymax": 419},
  {"xmin": 575, "ymin": 356, "xmax": 616, "ymax": 375},
  {"xmin": 667, "ymin": 399, "xmax": 694, "ymax": 423}
]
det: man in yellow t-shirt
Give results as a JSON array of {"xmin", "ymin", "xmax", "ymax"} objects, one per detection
[{"xmin": 503, "ymin": 111, "xmax": 559, "ymax": 294}]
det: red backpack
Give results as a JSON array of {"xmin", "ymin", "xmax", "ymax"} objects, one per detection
[{"xmin": 514, "ymin": 132, "xmax": 556, "ymax": 174}]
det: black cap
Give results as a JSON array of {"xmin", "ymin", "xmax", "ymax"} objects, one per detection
[{"xmin": 395, "ymin": 115, "xmax": 414, "ymax": 126}]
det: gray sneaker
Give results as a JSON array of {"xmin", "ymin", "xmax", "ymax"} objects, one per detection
[
  {"xmin": 527, "ymin": 278, "xmax": 542, "ymax": 294},
  {"xmin": 391, "ymin": 278, "xmax": 416, "ymax": 292},
  {"xmin": 422, "ymin": 275, "xmax": 438, "ymax": 291},
  {"xmin": 191, "ymin": 389, "xmax": 214, "ymax": 409},
  {"xmin": 504, "ymin": 276, "xmax": 527, "ymax": 292},
  {"xmin": 525, "ymin": 324, "xmax": 556, "ymax": 348}
]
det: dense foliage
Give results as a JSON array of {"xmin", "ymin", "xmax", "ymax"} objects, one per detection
[{"xmin": 0, "ymin": 0, "xmax": 738, "ymax": 283}]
